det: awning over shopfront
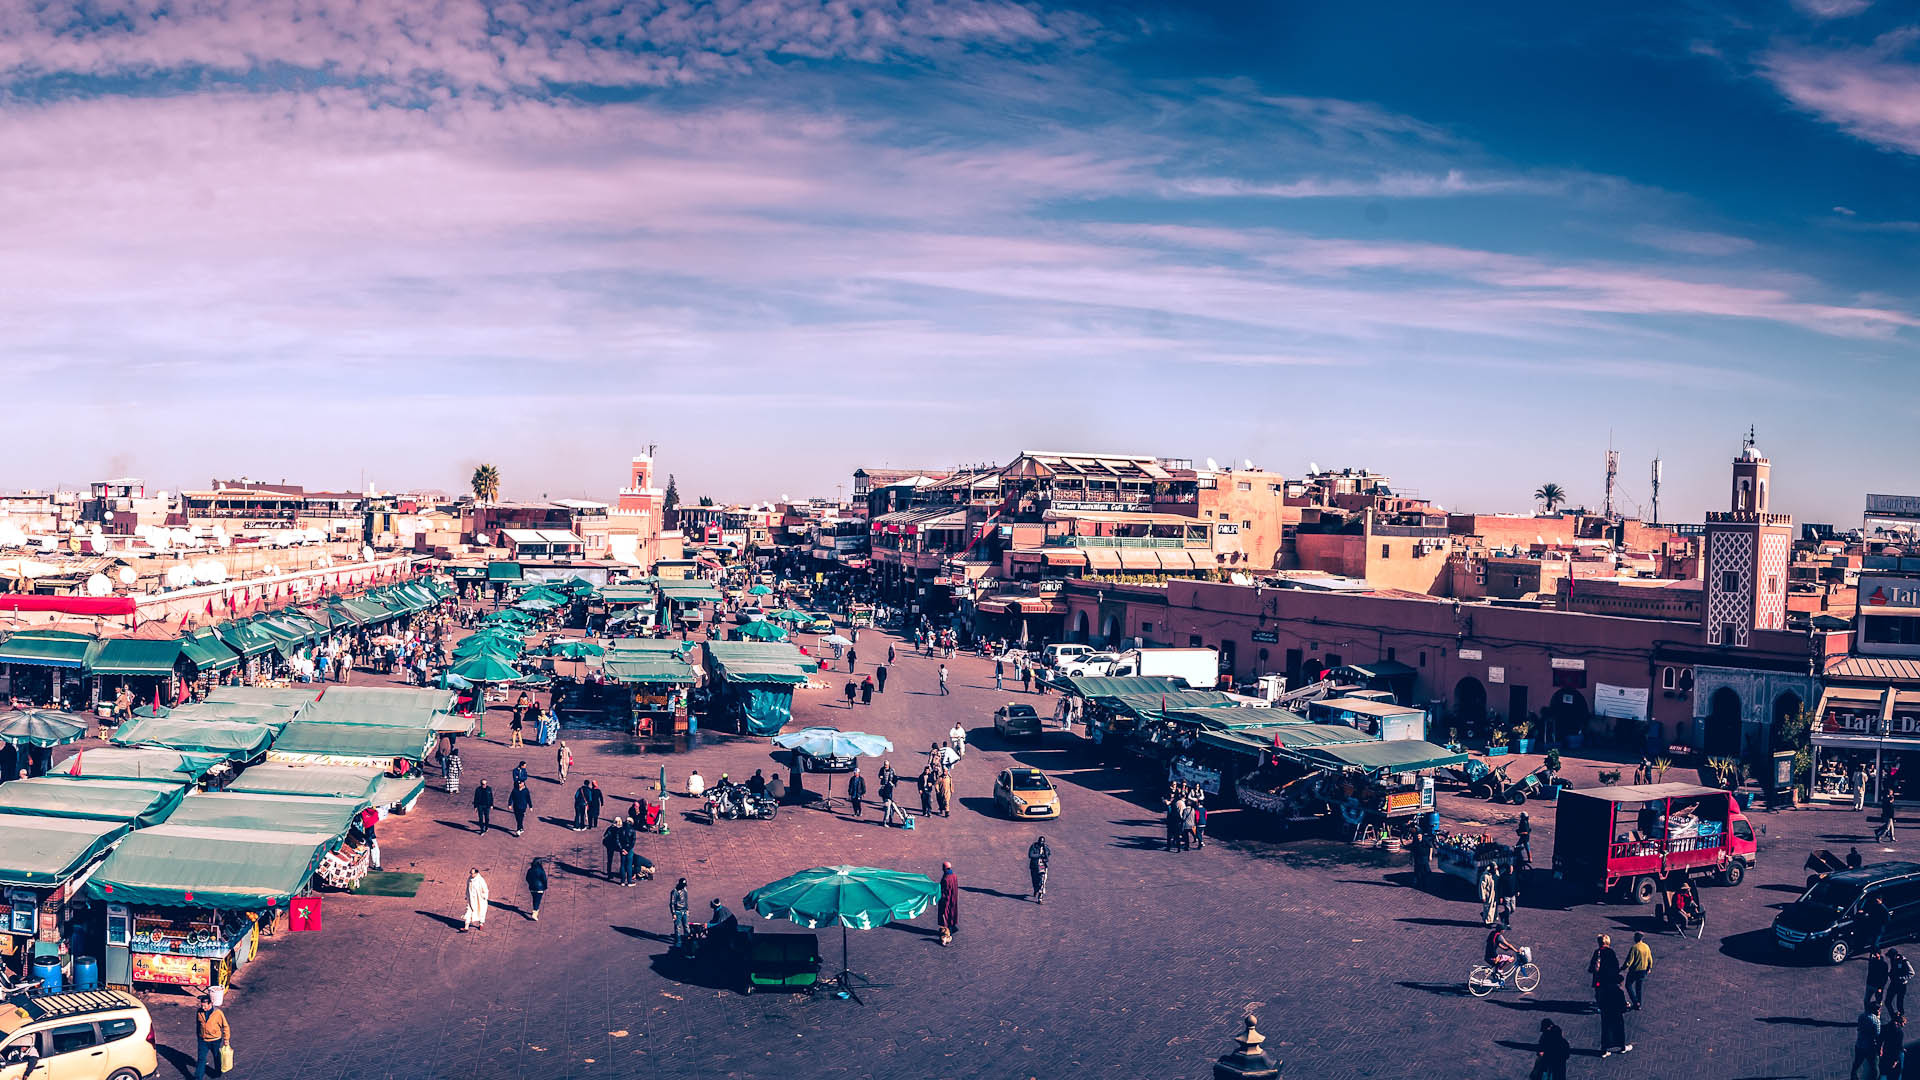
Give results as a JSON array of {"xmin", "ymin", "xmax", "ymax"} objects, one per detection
[
  {"xmin": 84, "ymin": 824, "xmax": 336, "ymax": 911},
  {"xmin": 487, "ymin": 561, "xmax": 523, "ymax": 582},
  {"xmin": 214, "ymin": 622, "xmax": 276, "ymax": 659},
  {"xmin": 1080, "ymin": 548, "xmax": 1124, "ymax": 571},
  {"xmin": 659, "ymin": 585, "xmax": 722, "ymax": 604},
  {"xmin": 1114, "ymin": 548, "xmax": 1163, "ymax": 571},
  {"xmin": 86, "ymin": 638, "xmax": 185, "ymax": 677},
  {"xmin": 0, "ymin": 813, "xmax": 131, "ymax": 887},
  {"xmin": 1156, "ymin": 549, "xmax": 1201, "ymax": 571},
  {"xmin": 0, "ymin": 777, "xmax": 187, "ymax": 827},
  {"xmin": 1290, "ymin": 739, "xmax": 1467, "ymax": 774},
  {"xmin": 1042, "ymin": 550, "xmax": 1090, "ymax": 568},
  {"xmin": 0, "ymin": 630, "xmax": 95, "ymax": 669},
  {"xmin": 603, "ymin": 657, "xmax": 699, "ymax": 684},
  {"xmin": 180, "ymin": 631, "xmax": 241, "ymax": 673}
]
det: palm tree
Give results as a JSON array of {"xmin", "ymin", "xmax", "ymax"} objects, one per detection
[
  {"xmin": 1533, "ymin": 482, "xmax": 1567, "ymax": 514},
  {"xmin": 471, "ymin": 464, "xmax": 501, "ymax": 503}
]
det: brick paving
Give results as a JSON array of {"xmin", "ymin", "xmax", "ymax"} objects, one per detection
[{"xmin": 126, "ymin": 628, "xmax": 1888, "ymax": 1079}]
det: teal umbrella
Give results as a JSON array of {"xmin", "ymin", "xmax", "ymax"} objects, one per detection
[
  {"xmin": 453, "ymin": 637, "xmax": 521, "ymax": 660},
  {"xmin": 732, "ymin": 620, "xmax": 788, "ymax": 641},
  {"xmin": 747, "ymin": 584, "xmax": 773, "ymax": 596},
  {"xmin": 768, "ymin": 609, "xmax": 813, "ymax": 625},
  {"xmin": 0, "ymin": 710, "xmax": 88, "ymax": 748},
  {"xmin": 745, "ymin": 865, "xmax": 939, "ymax": 1001},
  {"xmin": 436, "ymin": 672, "xmax": 474, "ymax": 690},
  {"xmin": 448, "ymin": 654, "xmax": 523, "ymax": 683},
  {"xmin": 544, "ymin": 640, "xmax": 604, "ymax": 659}
]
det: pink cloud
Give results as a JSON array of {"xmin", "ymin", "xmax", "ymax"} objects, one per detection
[{"xmin": 1761, "ymin": 35, "xmax": 1920, "ymax": 155}]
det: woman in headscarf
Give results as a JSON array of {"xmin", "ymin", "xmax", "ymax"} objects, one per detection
[{"xmin": 937, "ymin": 862, "xmax": 959, "ymax": 947}]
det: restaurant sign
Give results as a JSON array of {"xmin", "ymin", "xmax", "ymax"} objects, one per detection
[
  {"xmin": 1550, "ymin": 657, "xmax": 1586, "ymax": 671},
  {"xmin": 133, "ymin": 952, "xmax": 212, "ymax": 987},
  {"xmin": 1861, "ymin": 576, "xmax": 1920, "ymax": 609},
  {"xmin": 1250, "ymin": 630, "xmax": 1278, "ymax": 644},
  {"xmin": 1458, "ymin": 648, "xmax": 1483, "ymax": 661}
]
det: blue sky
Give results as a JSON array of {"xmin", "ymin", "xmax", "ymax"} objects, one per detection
[{"xmin": 1, "ymin": 0, "xmax": 1915, "ymax": 523}]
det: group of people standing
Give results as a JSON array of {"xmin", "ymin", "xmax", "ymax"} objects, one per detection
[
  {"xmin": 1856, "ymin": 947, "xmax": 1916, "ymax": 1079},
  {"xmin": 1163, "ymin": 782, "xmax": 1207, "ymax": 852}
]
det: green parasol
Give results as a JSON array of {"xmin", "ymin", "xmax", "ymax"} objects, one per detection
[
  {"xmin": 744, "ymin": 865, "xmax": 939, "ymax": 1002},
  {"xmin": 544, "ymin": 640, "xmax": 604, "ymax": 659},
  {"xmin": 767, "ymin": 609, "xmax": 813, "ymax": 625},
  {"xmin": 0, "ymin": 710, "xmax": 88, "ymax": 748},
  {"xmin": 732, "ymin": 620, "xmax": 788, "ymax": 641},
  {"xmin": 747, "ymin": 584, "xmax": 773, "ymax": 596},
  {"xmin": 447, "ymin": 654, "xmax": 523, "ymax": 683}
]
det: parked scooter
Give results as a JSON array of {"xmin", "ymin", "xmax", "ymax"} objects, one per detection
[{"xmin": 707, "ymin": 784, "xmax": 778, "ymax": 821}]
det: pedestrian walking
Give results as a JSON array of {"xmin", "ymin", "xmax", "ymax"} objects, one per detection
[
  {"xmin": 1409, "ymin": 828, "xmax": 1431, "ymax": 890},
  {"xmin": 935, "ymin": 768, "xmax": 953, "ymax": 817},
  {"xmin": 587, "ymin": 780, "xmax": 605, "ymax": 828},
  {"xmin": 508, "ymin": 779, "xmax": 532, "ymax": 836},
  {"xmin": 887, "ymin": 644, "xmax": 896, "ymax": 665},
  {"xmin": 937, "ymin": 861, "xmax": 959, "ymax": 946},
  {"xmin": 1193, "ymin": 798, "xmax": 1207, "ymax": 849},
  {"xmin": 846, "ymin": 767, "xmax": 867, "ymax": 818},
  {"xmin": 844, "ymin": 680, "xmax": 858, "ymax": 708},
  {"xmin": 918, "ymin": 766, "xmax": 934, "ymax": 816},
  {"xmin": 473, "ymin": 779, "xmax": 495, "ymax": 835},
  {"xmin": 1027, "ymin": 835, "xmax": 1050, "ymax": 902},
  {"xmin": 1855, "ymin": 1007, "xmax": 1883, "ymax": 1080},
  {"xmin": 1880, "ymin": 1012, "xmax": 1906, "ymax": 1080},
  {"xmin": 1478, "ymin": 866, "xmax": 1498, "ymax": 926},
  {"xmin": 618, "ymin": 817, "xmax": 640, "ymax": 886},
  {"xmin": 511, "ymin": 760, "xmax": 530, "ymax": 787},
  {"xmin": 949, "ymin": 722, "xmax": 967, "ymax": 757},
  {"xmin": 573, "ymin": 780, "xmax": 591, "ymax": 831},
  {"xmin": 938, "ymin": 664, "xmax": 949, "ymax": 695},
  {"xmin": 1624, "ymin": 932, "xmax": 1652, "ymax": 1009},
  {"xmin": 1597, "ymin": 966, "xmax": 1631, "ymax": 1056},
  {"xmin": 445, "ymin": 746, "xmax": 462, "ymax": 794},
  {"xmin": 876, "ymin": 664, "xmax": 888, "ymax": 693},
  {"xmin": 194, "ymin": 993, "xmax": 232, "ymax": 1080},
  {"xmin": 1177, "ymin": 799, "xmax": 1195, "ymax": 851},
  {"xmin": 509, "ymin": 707, "xmax": 526, "ymax": 748},
  {"xmin": 1496, "ymin": 863, "xmax": 1518, "ymax": 926},
  {"xmin": 525, "ymin": 857, "xmax": 547, "ymax": 921},
  {"xmin": 880, "ymin": 774, "xmax": 904, "ymax": 826},
  {"xmin": 670, "ymin": 878, "xmax": 691, "ymax": 947},
  {"xmin": 556, "ymin": 740, "xmax": 572, "ymax": 782},
  {"xmin": 1870, "ymin": 949, "xmax": 1893, "ymax": 1010},
  {"xmin": 1855, "ymin": 767, "xmax": 1870, "ymax": 812},
  {"xmin": 1021, "ymin": 665, "xmax": 1032, "ymax": 693},
  {"xmin": 1164, "ymin": 797, "xmax": 1183, "ymax": 852},
  {"xmin": 1515, "ymin": 812, "xmax": 1533, "ymax": 870},
  {"xmin": 1878, "ymin": 789, "xmax": 1898, "ymax": 843},
  {"xmin": 461, "ymin": 868, "xmax": 489, "ymax": 932},
  {"xmin": 1892, "ymin": 948, "xmax": 1914, "ymax": 1016},
  {"xmin": 1531, "ymin": 1019, "xmax": 1570, "ymax": 1080},
  {"xmin": 861, "ymin": 677, "xmax": 874, "ymax": 706},
  {"xmin": 847, "ymin": 648, "xmax": 857, "ymax": 672}
]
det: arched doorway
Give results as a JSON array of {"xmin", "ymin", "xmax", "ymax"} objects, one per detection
[
  {"xmin": 1452, "ymin": 677, "xmax": 1487, "ymax": 745},
  {"xmin": 1771, "ymin": 691, "xmax": 1804, "ymax": 755},
  {"xmin": 1547, "ymin": 688, "xmax": 1590, "ymax": 747},
  {"xmin": 1069, "ymin": 610, "xmax": 1090, "ymax": 644},
  {"xmin": 1099, "ymin": 614, "xmax": 1120, "ymax": 647},
  {"xmin": 1705, "ymin": 687, "xmax": 1742, "ymax": 757}
]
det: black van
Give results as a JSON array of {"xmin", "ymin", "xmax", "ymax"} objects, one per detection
[{"xmin": 1773, "ymin": 861, "xmax": 1920, "ymax": 964}]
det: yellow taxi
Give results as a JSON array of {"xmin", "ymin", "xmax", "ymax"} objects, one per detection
[
  {"xmin": 993, "ymin": 767, "xmax": 1060, "ymax": 820},
  {"xmin": 1, "ymin": 989, "xmax": 158, "ymax": 1080}
]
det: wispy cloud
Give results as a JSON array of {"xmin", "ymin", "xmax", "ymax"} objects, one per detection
[
  {"xmin": 1628, "ymin": 225, "xmax": 1757, "ymax": 256},
  {"xmin": 1760, "ymin": 33, "xmax": 1920, "ymax": 155},
  {"xmin": 1167, "ymin": 169, "xmax": 1562, "ymax": 200},
  {"xmin": 1790, "ymin": 0, "xmax": 1874, "ymax": 19}
]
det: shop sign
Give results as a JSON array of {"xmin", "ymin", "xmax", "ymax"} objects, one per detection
[
  {"xmin": 1861, "ymin": 576, "xmax": 1920, "ymax": 608},
  {"xmin": 1550, "ymin": 657, "xmax": 1586, "ymax": 671},
  {"xmin": 132, "ymin": 952, "xmax": 211, "ymax": 987},
  {"xmin": 1170, "ymin": 759, "xmax": 1222, "ymax": 794},
  {"xmin": 1384, "ymin": 789, "xmax": 1423, "ymax": 813},
  {"xmin": 1457, "ymin": 648, "xmax": 1483, "ymax": 661},
  {"xmin": 1487, "ymin": 666, "xmax": 1505, "ymax": 684},
  {"xmin": 1216, "ymin": 523, "xmax": 1240, "ymax": 535},
  {"xmin": 1866, "ymin": 495, "xmax": 1920, "ymax": 519},
  {"xmin": 1250, "ymin": 630, "xmax": 1278, "ymax": 644}
]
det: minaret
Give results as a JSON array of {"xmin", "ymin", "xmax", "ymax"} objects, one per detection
[{"xmin": 1701, "ymin": 429, "xmax": 1791, "ymax": 647}]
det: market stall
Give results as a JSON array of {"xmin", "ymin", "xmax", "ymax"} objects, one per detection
[
  {"xmin": 0, "ymin": 777, "xmax": 188, "ymax": 828},
  {"xmin": 0, "ymin": 630, "xmax": 95, "ymax": 710},
  {"xmin": 51, "ymin": 747, "xmax": 226, "ymax": 784},
  {"xmin": 85, "ymin": 638, "xmax": 189, "ymax": 715},
  {"xmin": 0, "ymin": 812, "xmax": 131, "ymax": 985},
  {"xmin": 84, "ymin": 823, "xmax": 337, "ymax": 991},
  {"xmin": 601, "ymin": 654, "xmax": 697, "ymax": 745},
  {"xmin": 702, "ymin": 641, "xmax": 812, "ymax": 736},
  {"xmin": 109, "ymin": 716, "xmax": 275, "ymax": 763},
  {"xmin": 265, "ymin": 721, "xmax": 435, "ymax": 768}
]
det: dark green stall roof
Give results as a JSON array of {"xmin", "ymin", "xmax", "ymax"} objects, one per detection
[
  {"xmin": 1059, "ymin": 675, "xmax": 1186, "ymax": 700},
  {"xmin": 51, "ymin": 747, "xmax": 226, "ymax": 782},
  {"xmin": 0, "ymin": 813, "xmax": 131, "ymax": 887},
  {"xmin": 1290, "ymin": 739, "xmax": 1467, "ymax": 775},
  {"xmin": 603, "ymin": 658, "xmax": 698, "ymax": 685},
  {"xmin": 0, "ymin": 631, "xmax": 95, "ymax": 669},
  {"xmin": 1199, "ymin": 723, "xmax": 1372, "ymax": 758},
  {"xmin": 168, "ymin": 792, "xmax": 361, "ymax": 840},
  {"xmin": 0, "ymin": 777, "xmax": 186, "ymax": 827},
  {"xmin": 83, "ymin": 824, "xmax": 335, "ymax": 911},
  {"xmin": 110, "ymin": 716, "xmax": 275, "ymax": 761},
  {"xmin": 227, "ymin": 763, "xmax": 383, "ymax": 800},
  {"xmin": 488, "ymin": 561, "xmax": 523, "ymax": 582},
  {"xmin": 268, "ymin": 721, "xmax": 435, "ymax": 762},
  {"xmin": 86, "ymin": 638, "xmax": 185, "ymax": 677},
  {"xmin": 214, "ymin": 623, "xmax": 276, "ymax": 659},
  {"xmin": 181, "ymin": 632, "xmax": 241, "ymax": 673}
]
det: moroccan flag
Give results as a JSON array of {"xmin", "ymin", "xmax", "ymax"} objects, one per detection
[{"xmin": 205, "ymin": 598, "xmax": 214, "ymax": 615}]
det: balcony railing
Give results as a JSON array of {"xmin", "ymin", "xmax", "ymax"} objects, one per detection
[{"xmin": 1043, "ymin": 535, "xmax": 1191, "ymax": 549}]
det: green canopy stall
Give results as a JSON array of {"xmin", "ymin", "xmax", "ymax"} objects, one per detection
[
  {"xmin": 226, "ymin": 763, "xmax": 383, "ymax": 801},
  {"xmin": 52, "ymin": 747, "xmax": 227, "ymax": 782},
  {"xmin": 110, "ymin": 716, "xmax": 275, "ymax": 762},
  {"xmin": 0, "ymin": 813, "xmax": 131, "ymax": 888},
  {"xmin": 0, "ymin": 777, "xmax": 187, "ymax": 827},
  {"xmin": 266, "ymin": 721, "xmax": 435, "ymax": 765},
  {"xmin": 84, "ymin": 824, "xmax": 336, "ymax": 911},
  {"xmin": 167, "ymin": 792, "xmax": 363, "ymax": 842}
]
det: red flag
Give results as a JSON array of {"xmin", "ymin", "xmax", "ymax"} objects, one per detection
[
  {"xmin": 205, "ymin": 598, "xmax": 214, "ymax": 615},
  {"xmin": 153, "ymin": 685, "xmax": 161, "ymax": 713},
  {"xmin": 67, "ymin": 751, "xmax": 83, "ymax": 776}
]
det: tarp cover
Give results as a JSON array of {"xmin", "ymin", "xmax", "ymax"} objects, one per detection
[
  {"xmin": 1291, "ymin": 739, "xmax": 1468, "ymax": 774},
  {"xmin": 199, "ymin": 687, "xmax": 323, "ymax": 709},
  {"xmin": 180, "ymin": 633, "xmax": 241, "ymax": 672},
  {"xmin": 110, "ymin": 716, "xmax": 274, "ymax": 761},
  {"xmin": 83, "ymin": 824, "xmax": 335, "ymax": 911},
  {"xmin": 302, "ymin": 686, "xmax": 456, "ymax": 730},
  {"xmin": 603, "ymin": 658, "xmax": 698, "ymax": 684},
  {"xmin": 0, "ymin": 777, "xmax": 187, "ymax": 827},
  {"xmin": 372, "ymin": 774, "xmax": 426, "ymax": 810},
  {"xmin": 735, "ymin": 684, "xmax": 794, "ymax": 735},
  {"xmin": 86, "ymin": 638, "xmax": 185, "ymax": 676},
  {"xmin": 168, "ymin": 792, "xmax": 362, "ymax": 842},
  {"xmin": 159, "ymin": 703, "xmax": 302, "ymax": 735},
  {"xmin": 267, "ymin": 721, "xmax": 434, "ymax": 763},
  {"xmin": 0, "ymin": 812, "xmax": 131, "ymax": 887},
  {"xmin": 0, "ymin": 631, "xmax": 94, "ymax": 669},
  {"xmin": 1059, "ymin": 675, "xmax": 1187, "ymax": 700},
  {"xmin": 1199, "ymin": 723, "xmax": 1371, "ymax": 757},
  {"xmin": 51, "ymin": 747, "xmax": 226, "ymax": 782},
  {"xmin": 226, "ymin": 763, "xmax": 385, "ymax": 800}
]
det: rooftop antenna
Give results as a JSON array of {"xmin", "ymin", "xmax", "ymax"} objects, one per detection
[
  {"xmin": 1603, "ymin": 434, "xmax": 1619, "ymax": 522},
  {"xmin": 1649, "ymin": 454, "xmax": 1662, "ymax": 526}
]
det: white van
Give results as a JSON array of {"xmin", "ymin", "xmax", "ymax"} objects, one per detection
[{"xmin": 1041, "ymin": 644, "xmax": 1093, "ymax": 669}]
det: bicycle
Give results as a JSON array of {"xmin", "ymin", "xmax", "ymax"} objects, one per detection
[{"xmin": 1467, "ymin": 946, "xmax": 1540, "ymax": 997}]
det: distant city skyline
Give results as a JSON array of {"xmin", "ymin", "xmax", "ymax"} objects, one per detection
[{"xmin": 3, "ymin": 1, "xmax": 1916, "ymax": 521}]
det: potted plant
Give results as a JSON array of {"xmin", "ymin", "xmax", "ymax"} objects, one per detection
[{"xmin": 1510, "ymin": 720, "xmax": 1533, "ymax": 755}]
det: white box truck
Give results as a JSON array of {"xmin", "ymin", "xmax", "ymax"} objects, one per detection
[{"xmin": 1102, "ymin": 648, "xmax": 1220, "ymax": 689}]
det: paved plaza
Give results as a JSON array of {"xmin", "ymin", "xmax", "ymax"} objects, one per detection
[{"xmin": 129, "ymin": 630, "xmax": 1888, "ymax": 1079}]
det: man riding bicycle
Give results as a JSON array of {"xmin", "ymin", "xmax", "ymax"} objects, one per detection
[{"xmin": 1485, "ymin": 922, "xmax": 1521, "ymax": 977}]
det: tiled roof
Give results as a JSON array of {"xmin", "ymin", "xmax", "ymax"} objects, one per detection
[{"xmin": 1825, "ymin": 655, "xmax": 1920, "ymax": 682}]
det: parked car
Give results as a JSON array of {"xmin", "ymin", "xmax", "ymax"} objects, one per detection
[
  {"xmin": 993, "ymin": 703, "xmax": 1042, "ymax": 739},
  {"xmin": 0, "ymin": 989, "xmax": 157, "ymax": 1080},
  {"xmin": 1041, "ymin": 644, "xmax": 1093, "ymax": 669},
  {"xmin": 993, "ymin": 767, "xmax": 1060, "ymax": 819},
  {"xmin": 1059, "ymin": 652, "xmax": 1120, "ymax": 678},
  {"xmin": 1774, "ymin": 861, "xmax": 1920, "ymax": 964},
  {"xmin": 733, "ymin": 607, "xmax": 766, "ymax": 624},
  {"xmin": 808, "ymin": 614, "xmax": 835, "ymax": 634}
]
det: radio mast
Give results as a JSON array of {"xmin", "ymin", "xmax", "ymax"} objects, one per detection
[
  {"xmin": 1650, "ymin": 455, "xmax": 1663, "ymax": 526},
  {"xmin": 1603, "ymin": 438, "xmax": 1619, "ymax": 521}
]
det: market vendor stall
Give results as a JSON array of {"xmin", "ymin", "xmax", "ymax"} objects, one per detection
[
  {"xmin": 83, "ymin": 823, "xmax": 336, "ymax": 990},
  {"xmin": 168, "ymin": 791, "xmax": 364, "ymax": 838},
  {"xmin": 51, "ymin": 747, "xmax": 226, "ymax": 783},
  {"xmin": 702, "ymin": 641, "xmax": 812, "ymax": 735},
  {"xmin": 266, "ymin": 721, "xmax": 435, "ymax": 767},
  {"xmin": 601, "ymin": 653, "xmax": 697, "ymax": 745},
  {"xmin": 0, "ymin": 630, "xmax": 95, "ymax": 710},
  {"xmin": 110, "ymin": 716, "xmax": 275, "ymax": 763},
  {"xmin": 0, "ymin": 777, "xmax": 187, "ymax": 828},
  {"xmin": 0, "ymin": 812, "xmax": 132, "ymax": 985},
  {"xmin": 225, "ymin": 763, "xmax": 384, "ymax": 802}
]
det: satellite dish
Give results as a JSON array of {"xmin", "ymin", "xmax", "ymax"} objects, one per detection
[
  {"xmin": 208, "ymin": 561, "xmax": 228, "ymax": 583},
  {"xmin": 116, "ymin": 566, "xmax": 136, "ymax": 585},
  {"xmin": 1243, "ymin": 458, "xmax": 1254, "ymax": 470},
  {"xmin": 1309, "ymin": 462, "xmax": 1320, "ymax": 474},
  {"xmin": 85, "ymin": 573, "xmax": 111, "ymax": 596},
  {"xmin": 103, "ymin": 510, "xmax": 116, "ymax": 522},
  {"xmin": 1205, "ymin": 457, "xmax": 1218, "ymax": 471},
  {"xmin": 1230, "ymin": 572, "xmax": 1251, "ymax": 587},
  {"xmin": 360, "ymin": 545, "xmax": 374, "ymax": 562},
  {"xmin": 476, "ymin": 533, "xmax": 490, "ymax": 546}
]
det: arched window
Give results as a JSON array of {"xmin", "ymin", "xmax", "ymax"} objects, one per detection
[{"xmin": 1677, "ymin": 668, "xmax": 1695, "ymax": 693}]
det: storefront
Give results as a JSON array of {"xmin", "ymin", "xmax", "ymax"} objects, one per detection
[
  {"xmin": 86, "ymin": 638, "xmax": 190, "ymax": 715},
  {"xmin": 0, "ymin": 630, "xmax": 95, "ymax": 710},
  {"xmin": 0, "ymin": 815, "xmax": 130, "ymax": 984},
  {"xmin": 1810, "ymin": 687, "xmax": 1920, "ymax": 804}
]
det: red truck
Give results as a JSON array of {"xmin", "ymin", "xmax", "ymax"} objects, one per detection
[{"xmin": 1551, "ymin": 782, "xmax": 1758, "ymax": 903}]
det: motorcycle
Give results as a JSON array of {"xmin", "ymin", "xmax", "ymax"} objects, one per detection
[{"xmin": 707, "ymin": 786, "xmax": 778, "ymax": 822}]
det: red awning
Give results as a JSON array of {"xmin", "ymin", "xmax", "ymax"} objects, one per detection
[{"xmin": 0, "ymin": 595, "xmax": 137, "ymax": 616}]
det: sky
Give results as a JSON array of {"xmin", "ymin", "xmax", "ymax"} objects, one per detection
[{"xmin": 3, "ymin": 0, "xmax": 1917, "ymax": 524}]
